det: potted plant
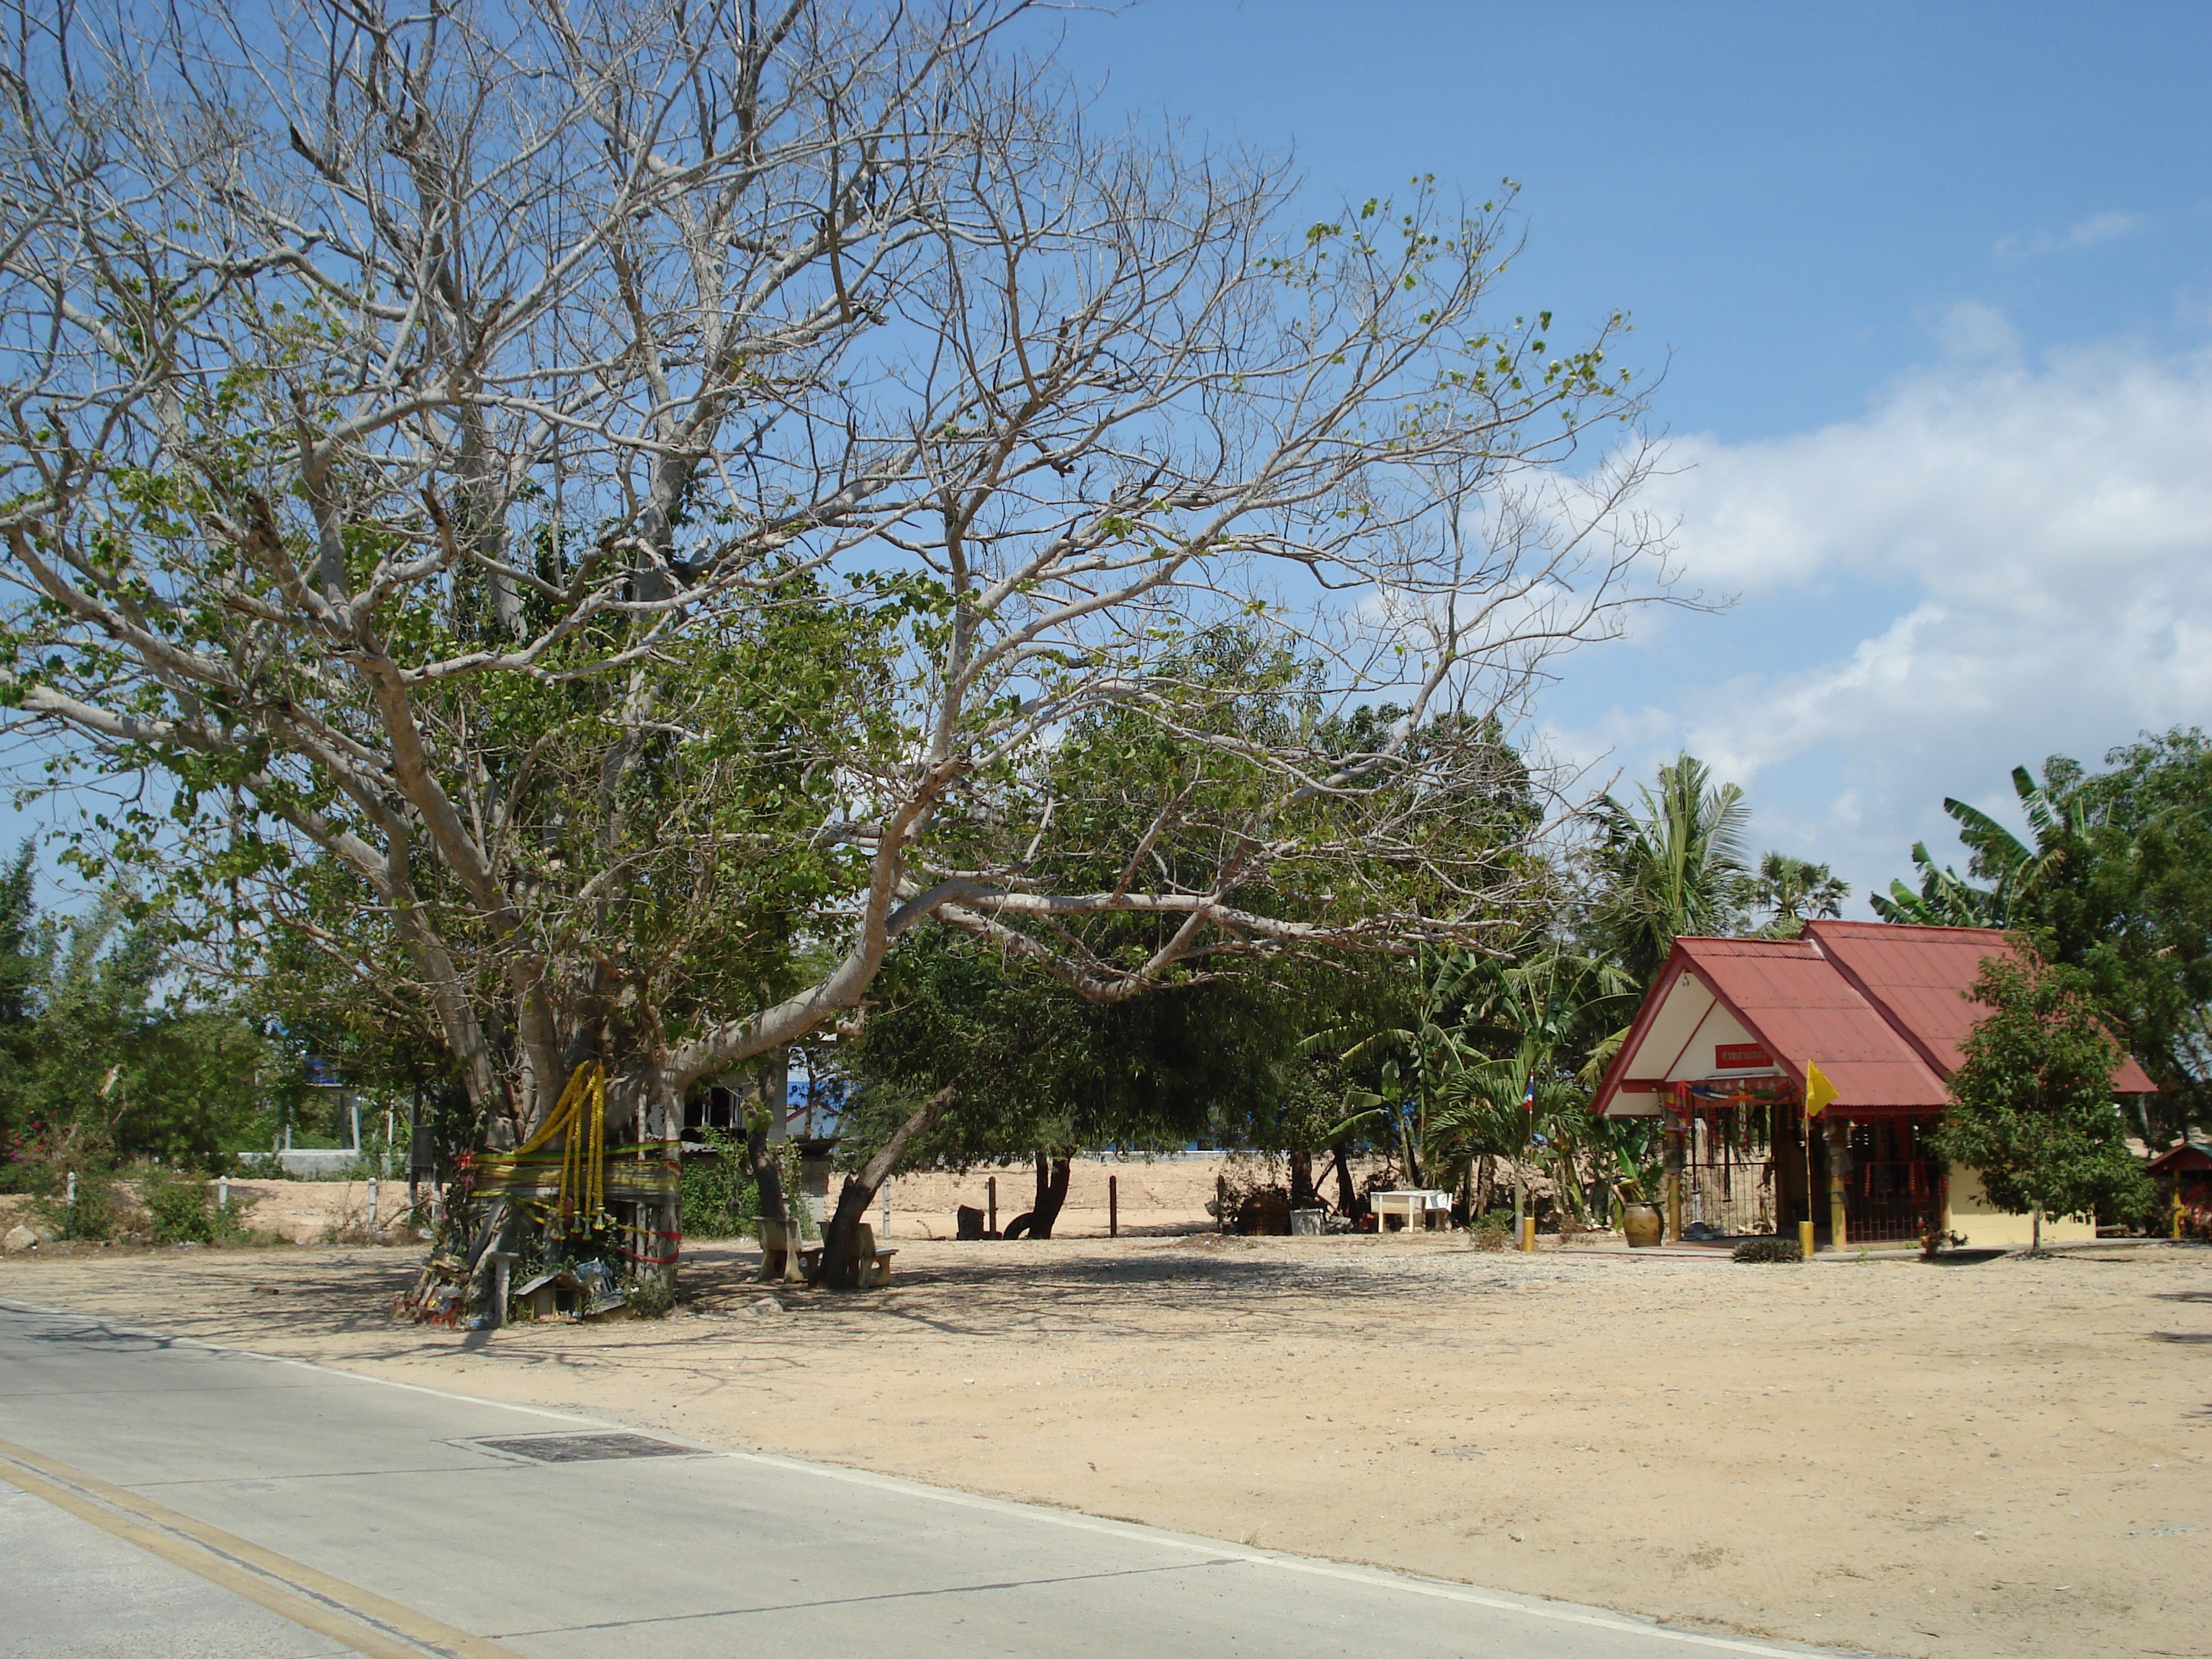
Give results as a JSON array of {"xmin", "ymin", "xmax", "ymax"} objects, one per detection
[{"xmin": 1611, "ymin": 1148, "xmax": 1663, "ymax": 1247}]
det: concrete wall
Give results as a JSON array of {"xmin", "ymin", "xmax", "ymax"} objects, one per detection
[{"xmin": 1944, "ymin": 1160, "xmax": 2095, "ymax": 1246}]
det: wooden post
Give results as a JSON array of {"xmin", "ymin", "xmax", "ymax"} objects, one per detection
[
  {"xmin": 1827, "ymin": 1118, "xmax": 1850, "ymax": 1251},
  {"xmin": 1109, "ymin": 1175, "xmax": 1118, "ymax": 1238},
  {"xmin": 986, "ymin": 1175, "xmax": 997, "ymax": 1236},
  {"xmin": 1217, "ymin": 1174, "xmax": 1229, "ymax": 1233},
  {"xmin": 1663, "ymin": 1112, "xmax": 1686, "ymax": 1243}
]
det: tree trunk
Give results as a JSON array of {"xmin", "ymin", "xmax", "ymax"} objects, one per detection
[
  {"xmin": 1004, "ymin": 1151, "xmax": 1072, "ymax": 1239},
  {"xmin": 1396, "ymin": 1102, "xmax": 1423, "ymax": 1190},
  {"xmin": 747, "ymin": 1121, "xmax": 803, "ymax": 1285},
  {"xmin": 1032, "ymin": 1153, "xmax": 1071, "ymax": 1238},
  {"xmin": 816, "ymin": 1085, "xmax": 957, "ymax": 1289},
  {"xmin": 1329, "ymin": 1143, "xmax": 1359, "ymax": 1218},
  {"xmin": 1289, "ymin": 1149, "xmax": 1317, "ymax": 1210}
]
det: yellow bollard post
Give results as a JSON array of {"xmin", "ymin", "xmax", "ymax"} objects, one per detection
[
  {"xmin": 1519, "ymin": 1216, "xmax": 1536, "ymax": 1253},
  {"xmin": 1798, "ymin": 1219, "xmax": 1816, "ymax": 1260}
]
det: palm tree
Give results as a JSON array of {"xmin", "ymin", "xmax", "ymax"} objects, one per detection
[
  {"xmin": 1590, "ymin": 753, "xmax": 1753, "ymax": 984},
  {"xmin": 1753, "ymin": 852, "xmax": 1851, "ymax": 935}
]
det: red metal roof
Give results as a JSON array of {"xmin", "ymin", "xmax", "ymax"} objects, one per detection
[
  {"xmin": 1804, "ymin": 921, "xmax": 2156, "ymax": 1092},
  {"xmin": 2145, "ymin": 1139, "xmax": 2212, "ymax": 1174},
  {"xmin": 1593, "ymin": 922, "xmax": 2157, "ymax": 1115}
]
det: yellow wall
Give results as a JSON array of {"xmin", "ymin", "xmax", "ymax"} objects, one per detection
[{"xmin": 1944, "ymin": 1161, "xmax": 2096, "ymax": 1246}]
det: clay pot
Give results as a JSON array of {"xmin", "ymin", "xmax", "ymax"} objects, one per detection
[{"xmin": 1621, "ymin": 1202, "xmax": 1664, "ymax": 1248}]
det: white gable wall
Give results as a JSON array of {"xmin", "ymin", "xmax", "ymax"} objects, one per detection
[{"xmin": 1604, "ymin": 970, "xmax": 1767, "ymax": 1115}]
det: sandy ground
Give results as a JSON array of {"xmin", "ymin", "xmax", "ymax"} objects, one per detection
[
  {"xmin": 0, "ymin": 1154, "xmax": 1277, "ymax": 1246},
  {"xmin": 0, "ymin": 1179, "xmax": 405, "ymax": 1245},
  {"xmin": 3, "ymin": 1229, "xmax": 2206, "ymax": 1659},
  {"xmin": 875, "ymin": 1152, "xmax": 1289, "ymax": 1238}
]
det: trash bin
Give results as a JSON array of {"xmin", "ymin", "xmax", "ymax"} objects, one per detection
[{"xmin": 1290, "ymin": 1208, "xmax": 1325, "ymax": 1236}]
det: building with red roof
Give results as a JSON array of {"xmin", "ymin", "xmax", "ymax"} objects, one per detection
[{"xmin": 1591, "ymin": 922, "xmax": 2155, "ymax": 1251}]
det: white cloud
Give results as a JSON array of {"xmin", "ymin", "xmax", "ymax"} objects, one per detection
[
  {"xmin": 1550, "ymin": 317, "xmax": 2212, "ymax": 902},
  {"xmin": 1994, "ymin": 210, "xmax": 2148, "ymax": 259}
]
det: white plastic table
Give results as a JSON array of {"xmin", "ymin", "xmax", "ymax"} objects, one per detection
[{"xmin": 1370, "ymin": 1189, "xmax": 1451, "ymax": 1231}]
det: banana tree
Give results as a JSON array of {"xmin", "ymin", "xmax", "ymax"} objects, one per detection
[
  {"xmin": 1305, "ymin": 945, "xmax": 1490, "ymax": 1190},
  {"xmin": 1426, "ymin": 949, "xmax": 1637, "ymax": 1217}
]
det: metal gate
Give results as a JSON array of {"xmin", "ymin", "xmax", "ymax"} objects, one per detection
[{"xmin": 1681, "ymin": 1100, "xmax": 1778, "ymax": 1237}]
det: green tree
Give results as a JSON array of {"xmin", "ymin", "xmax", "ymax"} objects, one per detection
[
  {"xmin": 1588, "ymin": 754, "xmax": 1753, "ymax": 985},
  {"xmin": 0, "ymin": 843, "xmax": 39, "ymax": 1161},
  {"xmin": 1868, "ymin": 842, "xmax": 2005, "ymax": 927},
  {"xmin": 1751, "ymin": 853, "xmax": 1850, "ymax": 936},
  {"xmin": 1928, "ymin": 950, "xmax": 2152, "ymax": 1251},
  {"xmin": 0, "ymin": 0, "xmax": 1658, "ymax": 1269},
  {"xmin": 1879, "ymin": 736, "xmax": 2211, "ymax": 1136},
  {"xmin": 834, "ymin": 929, "xmax": 1300, "ymax": 1272},
  {"xmin": 1873, "ymin": 763, "xmax": 2088, "ymax": 927},
  {"xmin": 2049, "ymin": 732, "xmax": 2212, "ymax": 1133},
  {"xmin": 1424, "ymin": 947, "xmax": 1637, "ymax": 1220}
]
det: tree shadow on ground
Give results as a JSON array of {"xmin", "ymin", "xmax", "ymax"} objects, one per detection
[{"xmin": 673, "ymin": 1238, "xmax": 1534, "ymax": 1344}]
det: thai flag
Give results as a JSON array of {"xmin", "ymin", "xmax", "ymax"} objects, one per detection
[{"xmin": 1522, "ymin": 1073, "xmax": 1537, "ymax": 1113}]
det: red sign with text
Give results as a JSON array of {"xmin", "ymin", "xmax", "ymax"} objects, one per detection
[{"xmin": 1714, "ymin": 1043, "xmax": 1773, "ymax": 1070}]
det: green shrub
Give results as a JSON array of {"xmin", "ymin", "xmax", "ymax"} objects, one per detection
[
  {"xmin": 679, "ymin": 1128, "xmax": 755, "ymax": 1238},
  {"xmin": 143, "ymin": 1169, "xmax": 253, "ymax": 1245},
  {"xmin": 623, "ymin": 1273, "xmax": 676, "ymax": 1318},
  {"xmin": 34, "ymin": 1174, "xmax": 120, "ymax": 1241},
  {"xmin": 1732, "ymin": 1235, "xmax": 1804, "ymax": 1264}
]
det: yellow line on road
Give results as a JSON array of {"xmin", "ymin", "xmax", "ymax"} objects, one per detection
[{"xmin": 0, "ymin": 1434, "xmax": 523, "ymax": 1659}]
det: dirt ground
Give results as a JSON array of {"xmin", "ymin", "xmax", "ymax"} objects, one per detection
[
  {"xmin": 4, "ymin": 1228, "xmax": 2206, "ymax": 1659},
  {"xmin": 875, "ymin": 1151, "xmax": 1276, "ymax": 1237}
]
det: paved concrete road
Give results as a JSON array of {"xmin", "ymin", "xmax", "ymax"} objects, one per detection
[{"xmin": 0, "ymin": 1297, "xmax": 1871, "ymax": 1659}]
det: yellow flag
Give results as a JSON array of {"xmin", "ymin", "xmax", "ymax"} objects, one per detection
[{"xmin": 1803, "ymin": 1060, "xmax": 1839, "ymax": 1118}]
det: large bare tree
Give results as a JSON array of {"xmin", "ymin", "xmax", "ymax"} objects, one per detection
[{"xmin": 0, "ymin": 0, "xmax": 1668, "ymax": 1280}]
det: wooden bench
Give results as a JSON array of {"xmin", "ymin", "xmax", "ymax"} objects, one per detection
[{"xmin": 794, "ymin": 1233, "xmax": 898, "ymax": 1286}]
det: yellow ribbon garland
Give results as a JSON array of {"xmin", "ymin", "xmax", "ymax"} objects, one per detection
[{"xmin": 489, "ymin": 1061, "xmax": 608, "ymax": 1238}]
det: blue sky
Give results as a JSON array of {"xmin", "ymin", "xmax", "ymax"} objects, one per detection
[{"xmin": 1030, "ymin": 1, "xmax": 2212, "ymax": 905}]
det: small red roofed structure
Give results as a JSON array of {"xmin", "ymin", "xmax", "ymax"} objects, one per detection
[
  {"xmin": 1591, "ymin": 922, "xmax": 2156, "ymax": 1251},
  {"xmin": 2146, "ymin": 1138, "xmax": 2211, "ymax": 1238}
]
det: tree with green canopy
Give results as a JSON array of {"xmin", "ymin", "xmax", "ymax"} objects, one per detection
[
  {"xmin": 1871, "ymin": 763, "xmax": 2082, "ymax": 927},
  {"xmin": 1750, "ymin": 853, "xmax": 1849, "ymax": 936},
  {"xmin": 1928, "ymin": 949, "xmax": 2152, "ymax": 1252},
  {"xmin": 1876, "ymin": 735, "xmax": 2211, "ymax": 1136},
  {"xmin": 0, "ymin": 847, "xmax": 276, "ymax": 1182},
  {"xmin": 0, "ymin": 0, "xmax": 1666, "ymax": 1299}
]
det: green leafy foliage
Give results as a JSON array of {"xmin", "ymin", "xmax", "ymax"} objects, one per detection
[
  {"xmin": 1879, "ymin": 732, "xmax": 2212, "ymax": 1134},
  {"xmin": 838, "ymin": 929, "xmax": 1297, "ymax": 1173},
  {"xmin": 1732, "ymin": 1235, "xmax": 1802, "ymax": 1264},
  {"xmin": 679, "ymin": 1128, "xmax": 770, "ymax": 1239},
  {"xmin": 0, "ymin": 850, "xmax": 277, "ymax": 1182},
  {"xmin": 141, "ymin": 1167, "xmax": 254, "ymax": 1245},
  {"xmin": 1587, "ymin": 754, "xmax": 1752, "ymax": 986},
  {"xmin": 1929, "ymin": 951, "xmax": 2152, "ymax": 1232},
  {"xmin": 1750, "ymin": 853, "xmax": 1849, "ymax": 938}
]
